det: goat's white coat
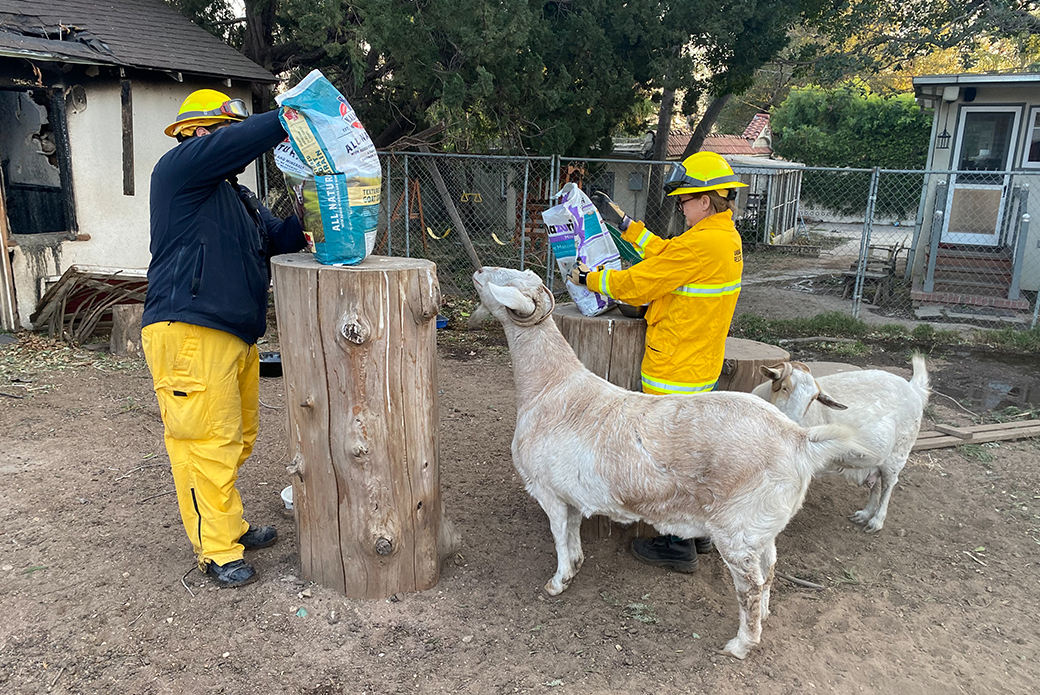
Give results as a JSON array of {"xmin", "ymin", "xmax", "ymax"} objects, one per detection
[
  {"xmin": 751, "ymin": 357, "xmax": 930, "ymax": 532},
  {"xmin": 472, "ymin": 267, "xmax": 871, "ymax": 659}
]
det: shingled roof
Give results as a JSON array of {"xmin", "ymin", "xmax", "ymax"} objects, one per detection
[{"xmin": 0, "ymin": 0, "xmax": 275, "ymax": 83}]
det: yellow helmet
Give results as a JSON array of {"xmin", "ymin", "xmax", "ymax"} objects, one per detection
[
  {"xmin": 664, "ymin": 151, "xmax": 748, "ymax": 197},
  {"xmin": 164, "ymin": 89, "xmax": 249, "ymax": 138}
]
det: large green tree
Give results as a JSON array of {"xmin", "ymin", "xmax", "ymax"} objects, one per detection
[
  {"xmin": 167, "ymin": 0, "xmax": 828, "ymax": 157},
  {"xmin": 771, "ymin": 82, "xmax": 930, "ymax": 168}
]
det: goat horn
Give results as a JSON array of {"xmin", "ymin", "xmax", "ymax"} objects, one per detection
[{"xmin": 508, "ymin": 285, "xmax": 556, "ymax": 327}]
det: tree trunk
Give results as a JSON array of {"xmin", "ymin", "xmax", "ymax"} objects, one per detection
[
  {"xmin": 242, "ymin": 0, "xmax": 277, "ymax": 111},
  {"xmin": 271, "ymin": 253, "xmax": 443, "ymax": 598},
  {"xmin": 645, "ymin": 87, "xmax": 676, "ymax": 225},
  {"xmin": 681, "ymin": 94, "xmax": 733, "ymax": 160},
  {"xmin": 109, "ymin": 304, "xmax": 143, "ymax": 357}
]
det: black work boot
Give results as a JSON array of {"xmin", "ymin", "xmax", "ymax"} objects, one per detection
[
  {"xmin": 238, "ymin": 525, "xmax": 278, "ymax": 550},
  {"xmin": 630, "ymin": 536, "xmax": 698, "ymax": 573},
  {"xmin": 694, "ymin": 537, "xmax": 713, "ymax": 554},
  {"xmin": 205, "ymin": 559, "xmax": 257, "ymax": 588}
]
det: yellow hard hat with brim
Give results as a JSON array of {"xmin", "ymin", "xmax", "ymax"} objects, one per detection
[
  {"xmin": 665, "ymin": 151, "xmax": 749, "ymax": 197},
  {"xmin": 165, "ymin": 89, "xmax": 249, "ymax": 138}
]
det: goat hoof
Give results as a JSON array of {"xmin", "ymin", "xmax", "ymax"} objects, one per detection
[
  {"xmin": 544, "ymin": 577, "xmax": 568, "ymax": 595},
  {"xmin": 849, "ymin": 511, "xmax": 870, "ymax": 524},
  {"xmin": 864, "ymin": 521, "xmax": 884, "ymax": 533},
  {"xmin": 572, "ymin": 554, "xmax": 585, "ymax": 572},
  {"xmin": 719, "ymin": 639, "xmax": 750, "ymax": 660}
]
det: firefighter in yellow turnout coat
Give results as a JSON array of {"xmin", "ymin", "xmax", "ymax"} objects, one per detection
[{"xmin": 569, "ymin": 151, "xmax": 746, "ymax": 571}]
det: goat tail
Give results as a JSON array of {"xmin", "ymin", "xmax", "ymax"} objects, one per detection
[
  {"xmin": 909, "ymin": 352, "xmax": 931, "ymax": 406},
  {"xmin": 799, "ymin": 422, "xmax": 874, "ymax": 477}
]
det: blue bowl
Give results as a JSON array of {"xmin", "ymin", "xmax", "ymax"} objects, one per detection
[{"xmin": 436, "ymin": 315, "xmax": 448, "ymax": 329}]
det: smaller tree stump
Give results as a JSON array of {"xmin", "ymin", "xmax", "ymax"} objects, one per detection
[
  {"xmin": 552, "ymin": 303, "xmax": 645, "ymax": 392},
  {"xmin": 109, "ymin": 304, "xmax": 144, "ymax": 357},
  {"xmin": 714, "ymin": 338, "xmax": 790, "ymax": 393}
]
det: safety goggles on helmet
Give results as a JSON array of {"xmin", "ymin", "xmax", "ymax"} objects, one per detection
[
  {"xmin": 176, "ymin": 99, "xmax": 249, "ymax": 121},
  {"xmin": 663, "ymin": 161, "xmax": 743, "ymax": 195}
]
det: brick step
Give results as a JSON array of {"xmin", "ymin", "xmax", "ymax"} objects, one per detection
[{"xmin": 910, "ymin": 289, "xmax": 1030, "ymax": 311}]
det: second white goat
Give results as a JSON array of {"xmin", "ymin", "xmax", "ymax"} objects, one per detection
[
  {"xmin": 751, "ymin": 357, "xmax": 929, "ymax": 532},
  {"xmin": 471, "ymin": 266, "xmax": 871, "ymax": 659}
]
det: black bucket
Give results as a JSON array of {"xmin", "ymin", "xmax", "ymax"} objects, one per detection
[{"xmin": 259, "ymin": 351, "xmax": 282, "ymax": 378}]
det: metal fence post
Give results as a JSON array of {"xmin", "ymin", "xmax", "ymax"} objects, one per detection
[
  {"xmin": 547, "ymin": 154, "xmax": 559, "ymax": 293},
  {"xmin": 851, "ymin": 167, "xmax": 881, "ymax": 318},
  {"xmin": 520, "ymin": 159, "xmax": 530, "ymax": 270},
  {"xmin": 402, "ymin": 154, "xmax": 409, "ymax": 258},
  {"xmin": 923, "ymin": 178, "xmax": 948, "ymax": 293},
  {"xmin": 1009, "ymin": 186, "xmax": 1030, "ymax": 301}
]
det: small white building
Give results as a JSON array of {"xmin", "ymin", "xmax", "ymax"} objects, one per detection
[
  {"xmin": 0, "ymin": 0, "xmax": 275, "ymax": 331},
  {"xmin": 912, "ymin": 73, "xmax": 1040, "ymax": 312}
]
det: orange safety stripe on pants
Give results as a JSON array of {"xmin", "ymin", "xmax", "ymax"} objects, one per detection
[{"xmin": 141, "ymin": 322, "xmax": 258, "ymax": 569}]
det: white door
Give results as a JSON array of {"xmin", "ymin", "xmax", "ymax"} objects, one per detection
[{"xmin": 941, "ymin": 107, "xmax": 1020, "ymax": 246}]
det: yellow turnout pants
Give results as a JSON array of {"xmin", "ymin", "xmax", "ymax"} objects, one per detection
[{"xmin": 142, "ymin": 322, "xmax": 259, "ymax": 569}]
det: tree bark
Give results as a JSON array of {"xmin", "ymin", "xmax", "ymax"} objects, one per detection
[
  {"xmin": 271, "ymin": 254, "xmax": 443, "ymax": 598},
  {"xmin": 680, "ymin": 93, "xmax": 733, "ymax": 160},
  {"xmin": 644, "ymin": 87, "xmax": 676, "ymax": 226},
  {"xmin": 242, "ymin": 0, "xmax": 277, "ymax": 111}
]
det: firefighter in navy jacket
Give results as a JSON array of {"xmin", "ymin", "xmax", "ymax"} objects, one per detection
[{"xmin": 142, "ymin": 89, "xmax": 306, "ymax": 587}]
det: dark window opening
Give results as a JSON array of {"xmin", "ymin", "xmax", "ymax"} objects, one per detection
[{"xmin": 0, "ymin": 88, "xmax": 75, "ymax": 235}]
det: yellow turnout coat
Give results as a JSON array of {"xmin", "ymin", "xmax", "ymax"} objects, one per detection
[{"xmin": 585, "ymin": 211, "xmax": 743, "ymax": 395}]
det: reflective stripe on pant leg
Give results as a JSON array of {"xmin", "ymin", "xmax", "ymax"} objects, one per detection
[{"xmin": 142, "ymin": 321, "xmax": 251, "ymax": 567}]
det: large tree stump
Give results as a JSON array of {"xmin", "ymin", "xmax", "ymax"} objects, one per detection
[
  {"xmin": 271, "ymin": 254, "xmax": 442, "ymax": 598},
  {"xmin": 552, "ymin": 303, "xmax": 791, "ymax": 542}
]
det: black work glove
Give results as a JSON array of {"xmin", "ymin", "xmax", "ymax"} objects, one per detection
[
  {"xmin": 567, "ymin": 261, "xmax": 591, "ymax": 286},
  {"xmin": 590, "ymin": 191, "xmax": 633, "ymax": 232}
]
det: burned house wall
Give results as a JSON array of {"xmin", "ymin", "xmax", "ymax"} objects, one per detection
[{"xmin": 9, "ymin": 78, "xmax": 256, "ymax": 329}]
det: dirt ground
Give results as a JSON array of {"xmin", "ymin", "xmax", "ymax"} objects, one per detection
[{"xmin": 2, "ymin": 322, "xmax": 1040, "ymax": 695}]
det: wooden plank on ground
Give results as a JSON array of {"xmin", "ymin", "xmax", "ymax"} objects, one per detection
[
  {"xmin": 913, "ymin": 424, "xmax": 1040, "ymax": 451},
  {"xmin": 934, "ymin": 424, "xmax": 973, "ymax": 440}
]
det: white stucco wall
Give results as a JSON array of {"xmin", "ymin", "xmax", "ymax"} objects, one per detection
[{"xmin": 10, "ymin": 77, "xmax": 257, "ymax": 328}]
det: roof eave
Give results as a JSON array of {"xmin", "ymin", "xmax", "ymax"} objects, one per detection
[{"xmin": 0, "ymin": 47, "xmax": 120, "ymax": 66}]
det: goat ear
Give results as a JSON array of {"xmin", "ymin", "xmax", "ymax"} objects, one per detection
[
  {"xmin": 790, "ymin": 361, "xmax": 812, "ymax": 373},
  {"xmin": 817, "ymin": 392, "xmax": 848, "ymax": 410},
  {"xmin": 487, "ymin": 283, "xmax": 536, "ymax": 316},
  {"xmin": 759, "ymin": 365, "xmax": 783, "ymax": 381}
]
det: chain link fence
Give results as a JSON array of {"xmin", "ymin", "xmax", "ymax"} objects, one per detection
[{"xmin": 259, "ymin": 152, "xmax": 1040, "ymax": 331}]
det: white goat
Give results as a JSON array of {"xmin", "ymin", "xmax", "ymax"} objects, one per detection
[
  {"xmin": 751, "ymin": 357, "xmax": 929, "ymax": 533},
  {"xmin": 471, "ymin": 267, "xmax": 870, "ymax": 659}
]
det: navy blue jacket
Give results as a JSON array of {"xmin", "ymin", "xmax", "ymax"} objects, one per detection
[{"xmin": 144, "ymin": 110, "xmax": 306, "ymax": 345}]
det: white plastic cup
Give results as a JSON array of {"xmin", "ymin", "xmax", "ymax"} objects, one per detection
[{"xmin": 281, "ymin": 485, "xmax": 294, "ymax": 510}]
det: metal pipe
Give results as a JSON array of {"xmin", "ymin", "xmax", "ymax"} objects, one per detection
[
  {"xmin": 403, "ymin": 155, "xmax": 410, "ymax": 258},
  {"xmin": 1010, "ymin": 209, "xmax": 1030, "ymax": 301},
  {"xmin": 923, "ymin": 179, "xmax": 948, "ymax": 293},
  {"xmin": 520, "ymin": 160, "xmax": 530, "ymax": 270},
  {"xmin": 852, "ymin": 167, "xmax": 881, "ymax": 317}
]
